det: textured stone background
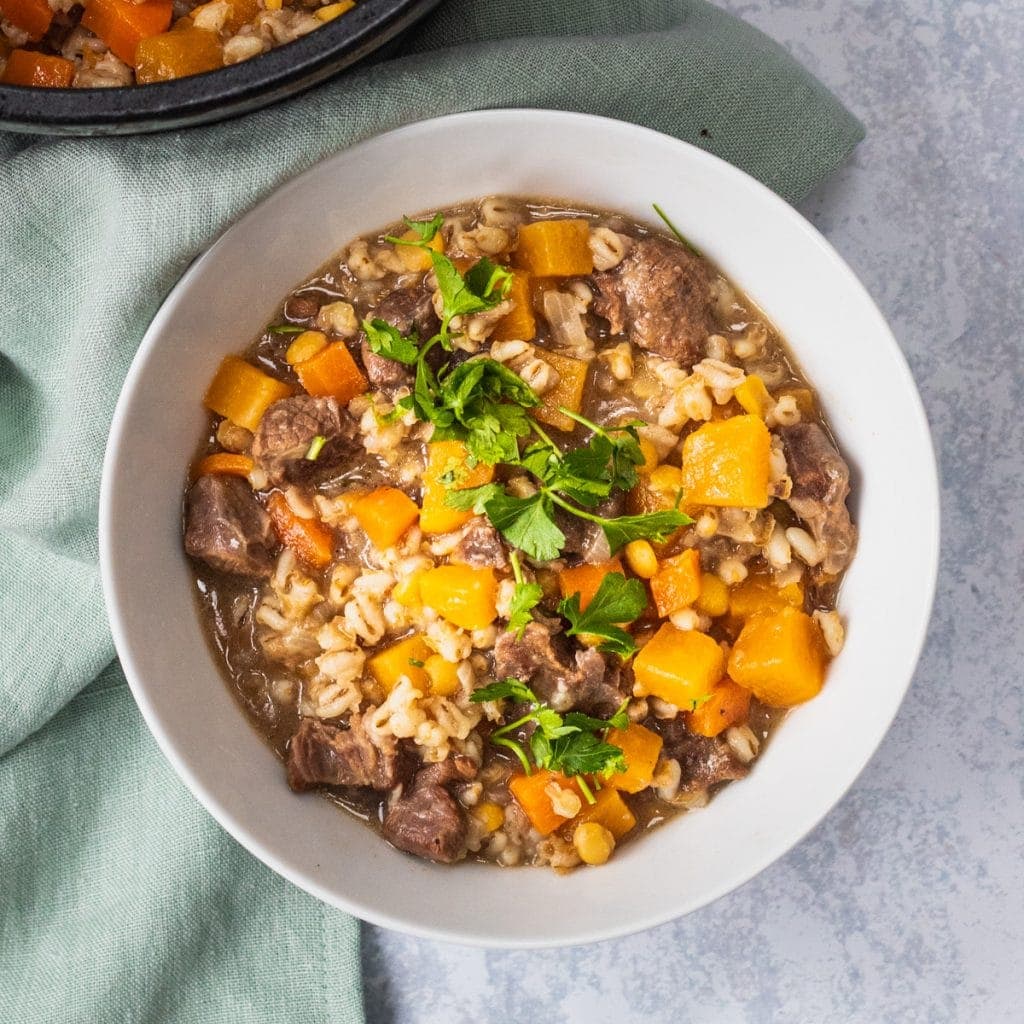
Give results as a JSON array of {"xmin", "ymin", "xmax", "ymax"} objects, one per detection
[{"xmin": 362, "ymin": 1, "xmax": 1024, "ymax": 1020}]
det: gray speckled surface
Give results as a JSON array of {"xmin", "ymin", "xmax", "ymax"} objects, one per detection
[{"xmin": 361, "ymin": 1, "xmax": 1024, "ymax": 1020}]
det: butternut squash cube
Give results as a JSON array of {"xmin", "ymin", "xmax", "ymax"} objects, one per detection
[
  {"xmin": 728, "ymin": 607, "xmax": 828, "ymax": 707},
  {"xmin": 633, "ymin": 623, "xmax": 726, "ymax": 708},
  {"xmin": 419, "ymin": 440, "xmax": 495, "ymax": 535},
  {"xmin": 367, "ymin": 635, "xmax": 432, "ymax": 694},
  {"xmin": 513, "ymin": 219, "xmax": 594, "ymax": 277},
  {"xmin": 509, "ymin": 770, "xmax": 584, "ymax": 836},
  {"xmin": 571, "ymin": 786, "xmax": 636, "ymax": 839},
  {"xmin": 135, "ymin": 26, "xmax": 222, "ymax": 83},
  {"xmin": 605, "ymin": 723, "xmax": 663, "ymax": 793},
  {"xmin": 203, "ymin": 356, "xmax": 292, "ymax": 433},
  {"xmin": 733, "ymin": 374, "xmax": 773, "ymax": 419},
  {"xmin": 649, "ymin": 548, "xmax": 702, "ymax": 617},
  {"xmin": 533, "ymin": 350, "xmax": 588, "ymax": 432},
  {"xmin": 685, "ymin": 678, "xmax": 751, "ymax": 737},
  {"xmin": 351, "ymin": 486, "xmax": 420, "ymax": 550},
  {"xmin": 728, "ymin": 576, "xmax": 805, "ymax": 620},
  {"xmin": 681, "ymin": 414, "xmax": 771, "ymax": 509},
  {"xmin": 295, "ymin": 341, "xmax": 368, "ymax": 405},
  {"xmin": 419, "ymin": 565, "xmax": 497, "ymax": 630},
  {"xmin": 491, "ymin": 270, "xmax": 536, "ymax": 342},
  {"xmin": 424, "ymin": 654, "xmax": 460, "ymax": 697},
  {"xmin": 558, "ymin": 557, "xmax": 624, "ymax": 612}
]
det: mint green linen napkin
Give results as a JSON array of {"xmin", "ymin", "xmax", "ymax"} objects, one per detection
[{"xmin": 0, "ymin": 1, "xmax": 862, "ymax": 1019}]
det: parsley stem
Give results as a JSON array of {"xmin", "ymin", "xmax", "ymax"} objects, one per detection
[
  {"xmin": 492, "ymin": 735, "xmax": 532, "ymax": 775},
  {"xmin": 575, "ymin": 774, "xmax": 596, "ymax": 805},
  {"xmin": 546, "ymin": 489, "xmax": 611, "ymax": 526},
  {"xmin": 509, "ymin": 549, "xmax": 525, "ymax": 586},
  {"xmin": 491, "ymin": 711, "xmax": 536, "ymax": 740},
  {"xmin": 652, "ymin": 202, "xmax": 703, "ymax": 257}
]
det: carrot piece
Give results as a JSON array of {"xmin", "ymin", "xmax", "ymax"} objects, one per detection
[
  {"xmin": 419, "ymin": 440, "xmax": 494, "ymax": 535},
  {"xmin": 195, "ymin": 452, "xmax": 254, "ymax": 479},
  {"xmin": 81, "ymin": 0, "xmax": 173, "ymax": 66},
  {"xmin": 351, "ymin": 486, "xmax": 420, "ymax": 550},
  {"xmin": 605, "ymin": 723, "xmax": 663, "ymax": 793},
  {"xmin": 0, "ymin": 0, "xmax": 53, "ymax": 41},
  {"xmin": 649, "ymin": 548, "xmax": 702, "ymax": 618},
  {"xmin": 0, "ymin": 50, "xmax": 74, "ymax": 87},
  {"xmin": 418, "ymin": 565, "xmax": 497, "ymax": 630},
  {"xmin": 295, "ymin": 341, "xmax": 368, "ymax": 404},
  {"xmin": 266, "ymin": 491, "xmax": 334, "ymax": 570},
  {"xmin": 514, "ymin": 219, "xmax": 594, "ymax": 277},
  {"xmin": 135, "ymin": 26, "xmax": 222, "ymax": 84},
  {"xmin": 533, "ymin": 350, "xmax": 588, "ymax": 433},
  {"xmin": 571, "ymin": 786, "xmax": 637, "ymax": 839},
  {"xmin": 509, "ymin": 770, "xmax": 584, "ymax": 836},
  {"xmin": 685, "ymin": 678, "xmax": 751, "ymax": 737},
  {"xmin": 203, "ymin": 356, "xmax": 292, "ymax": 433},
  {"xmin": 491, "ymin": 271, "xmax": 536, "ymax": 342},
  {"xmin": 558, "ymin": 557, "xmax": 624, "ymax": 612}
]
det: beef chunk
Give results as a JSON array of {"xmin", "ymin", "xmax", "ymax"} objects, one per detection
[
  {"xmin": 360, "ymin": 337, "xmax": 414, "ymax": 388},
  {"xmin": 250, "ymin": 395, "xmax": 358, "ymax": 486},
  {"xmin": 382, "ymin": 756, "xmax": 476, "ymax": 863},
  {"xmin": 779, "ymin": 423, "xmax": 857, "ymax": 574},
  {"xmin": 184, "ymin": 474, "xmax": 276, "ymax": 577},
  {"xmin": 593, "ymin": 237, "xmax": 713, "ymax": 367},
  {"xmin": 283, "ymin": 293, "xmax": 322, "ymax": 323},
  {"xmin": 286, "ymin": 715, "xmax": 405, "ymax": 792},
  {"xmin": 493, "ymin": 620, "xmax": 623, "ymax": 715},
  {"xmin": 653, "ymin": 717, "xmax": 749, "ymax": 792},
  {"xmin": 375, "ymin": 284, "xmax": 441, "ymax": 340},
  {"xmin": 451, "ymin": 518, "xmax": 508, "ymax": 569},
  {"xmin": 557, "ymin": 493, "xmax": 624, "ymax": 565}
]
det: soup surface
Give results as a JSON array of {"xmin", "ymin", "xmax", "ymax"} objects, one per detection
[{"xmin": 183, "ymin": 196, "xmax": 857, "ymax": 870}]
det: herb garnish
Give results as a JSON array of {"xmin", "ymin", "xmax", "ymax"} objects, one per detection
[
  {"xmin": 506, "ymin": 551, "xmax": 543, "ymax": 638},
  {"xmin": 470, "ymin": 679, "xmax": 628, "ymax": 795},
  {"xmin": 558, "ymin": 572, "xmax": 648, "ymax": 658},
  {"xmin": 363, "ymin": 318, "xmax": 420, "ymax": 365},
  {"xmin": 267, "ymin": 324, "xmax": 306, "ymax": 335},
  {"xmin": 652, "ymin": 202, "xmax": 702, "ymax": 257},
  {"xmin": 304, "ymin": 435, "xmax": 326, "ymax": 461}
]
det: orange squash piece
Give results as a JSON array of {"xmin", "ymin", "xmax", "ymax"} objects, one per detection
[
  {"xmin": 533, "ymin": 350, "xmax": 588, "ymax": 432},
  {"xmin": 491, "ymin": 271, "xmax": 536, "ymax": 342},
  {"xmin": 367, "ymin": 635, "xmax": 432, "ymax": 694},
  {"xmin": 0, "ymin": 0, "xmax": 54, "ymax": 41},
  {"xmin": 685, "ymin": 678, "xmax": 751, "ymax": 737},
  {"xmin": 295, "ymin": 341, "xmax": 368, "ymax": 404},
  {"xmin": 514, "ymin": 219, "xmax": 594, "ymax": 277},
  {"xmin": 649, "ymin": 548, "xmax": 702, "ymax": 617},
  {"xmin": 509, "ymin": 771, "xmax": 586, "ymax": 837},
  {"xmin": 81, "ymin": 0, "xmax": 173, "ymax": 66},
  {"xmin": 571, "ymin": 786, "xmax": 637, "ymax": 839},
  {"xmin": 733, "ymin": 374, "xmax": 773, "ymax": 419},
  {"xmin": 558, "ymin": 557, "xmax": 624, "ymax": 612},
  {"xmin": 728, "ymin": 607, "xmax": 828, "ymax": 707},
  {"xmin": 194, "ymin": 452, "xmax": 254, "ymax": 479},
  {"xmin": 419, "ymin": 440, "xmax": 494, "ymax": 535},
  {"xmin": 605, "ymin": 723, "xmax": 663, "ymax": 793},
  {"xmin": 728, "ymin": 576, "xmax": 805, "ymax": 620},
  {"xmin": 0, "ymin": 50, "xmax": 74, "ymax": 87},
  {"xmin": 418, "ymin": 565, "xmax": 497, "ymax": 630},
  {"xmin": 633, "ymin": 623, "xmax": 726, "ymax": 708},
  {"xmin": 351, "ymin": 487, "xmax": 420, "ymax": 550},
  {"xmin": 681, "ymin": 414, "xmax": 771, "ymax": 509},
  {"xmin": 203, "ymin": 356, "xmax": 292, "ymax": 433},
  {"xmin": 266, "ymin": 491, "xmax": 334, "ymax": 570},
  {"xmin": 135, "ymin": 26, "xmax": 222, "ymax": 83}
]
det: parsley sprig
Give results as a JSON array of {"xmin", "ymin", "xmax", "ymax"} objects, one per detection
[
  {"xmin": 506, "ymin": 551, "xmax": 543, "ymax": 639},
  {"xmin": 557, "ymin": 572, "xmax": 648, "ymax": 658},
  {"xmin": 470, "ymin": 679, "xmax": 628, "ymax": 796}
]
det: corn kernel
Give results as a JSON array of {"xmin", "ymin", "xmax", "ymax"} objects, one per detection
[
  {"xmin": 573, "ymin": 822, "xmax": 616, "ymax": 865},
  {"xmin": 315, "ymin": 0, "xmax": 355, "ymax": 20},
  {"xmin": 285, "ymin": 330, "xmax": 328, "ymax": 366},
  {"xmin": 695, "ymin": 574, "xmax": 729, "ymax": 617},
  {"xmin": 424, "ymin": 653, "xmax": 460, "ymax": 697},
  {"xmin": 649, "ymin": 464, "xmax": 682, "ymax": 494},
  {"xmin": 263, "ymin": 0, "xmax": 281, "ymax": 9},
  {"xmin": 625, "ymin": 539, "xmax": 658, "ymax": 579},
  {"xmin": 472, "ymin": 801, "xmax": 505, "ymax": 833},
  {"xmin": 638, "ymin": 438, "xmax": 659, "ymax": 474}
]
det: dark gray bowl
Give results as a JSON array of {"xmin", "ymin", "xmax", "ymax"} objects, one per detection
[{"xmin": 0, "ymin": 0, "xmax": 440, "ymax": 136}]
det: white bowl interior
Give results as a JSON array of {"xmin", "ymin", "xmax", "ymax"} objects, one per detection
[{"xmin": 101, "ymin": 110, "xmax": 939, "ymax": 947}]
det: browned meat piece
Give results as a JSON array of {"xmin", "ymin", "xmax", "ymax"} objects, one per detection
[
  {"xmin": 283, "ymin": 293, "xmax": 322, "ymax": 323},
  {"xmin": 451, "ymin": 518, "xmax": 508, "ymax": 569},
  {"xmin": 184, "ymin": 474, "xmax": 276, "ymax": 577},
  {"xmin": 250, "ymin": 395, "xmax": 358, "ymax": 486},
  {"xmin": 360, "ymin": 337, "xmax": 414, "ymax": 388},
  {"xmin": 593, "ymin": 237, "xmax": 713, "ymax": 367},
  {"xmin": 375, "ymin": 284, "xmax": 441, "ymax": 340},
  {"xmin": 652, "ymin": 718, "xmax": 749, "ymax": 792},
  {"xmin": 494, "ymin": 620, "xmax": 623, "ymax": 715},
  {"xmin": 382, "ymin": 756, "xmax": 477, "ymax": 863},
  {"xmin": 557, "ymin": 493, "xmax": 624, "ymax": 565},
  {"xmin": 779, "ymin": 423, "xmax": 857, "ymax": 574},
  {"xmin": 286, "ymin": 715, "xmax": 404, "ymax": 791}
]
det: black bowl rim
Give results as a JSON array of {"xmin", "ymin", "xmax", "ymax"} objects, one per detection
[{"xmin": 0, "ymin": 0, "xmax": 439, "ymax": 134}]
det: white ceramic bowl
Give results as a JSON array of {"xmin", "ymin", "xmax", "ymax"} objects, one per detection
[{"xmin": 100, "ymin": 109, "xmax": 939, "ymax": 948}]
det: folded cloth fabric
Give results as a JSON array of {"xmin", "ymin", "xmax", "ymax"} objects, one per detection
[{"xmin": 0, "ymin": 1, "xmax": 862, "ymax": 1020}]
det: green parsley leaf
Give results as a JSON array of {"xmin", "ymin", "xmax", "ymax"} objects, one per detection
[
  {"xmin": 558, "ymin": 572, "xmax": 647, "ymax": 658},
  {"xmin": 444, "ymin": 482, "xmax": 506, "ymax": 514},
  {"xmin": 463, "ymin": 257, "xmax": 514, "ymax": 302},
  {"xmin": 547, "ymin": 732, "xmax": 628, "ymax": 778},
  {"xmin": 483, "ymin": 492, "xmax": 565, "ymax": 562},
  {"xmin": 389, "ymin": 212, "xmax": 444, "ymax": 244},
  {"xmin": 598, "ymin": 508, "xmax": 693, "ymax": 554},
  {"xmin": 506, "ymin": 550, "xmax": 542, "ymax": 638},
  {"xmin": 362, "ymin": 318, "xmax": 420, "ymax": 365},
  {"xmin": 470, "ymin": 678, "xmax": 538, "ymax": 704}
]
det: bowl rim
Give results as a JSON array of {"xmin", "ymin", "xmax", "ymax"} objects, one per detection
[
  {"xmin": 0, "ymin": 0, "xmax": 439, "ymax": 135},
  {"xmin": 100, "ymin": 108, "xmax": 941, "ymax": 947}
]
